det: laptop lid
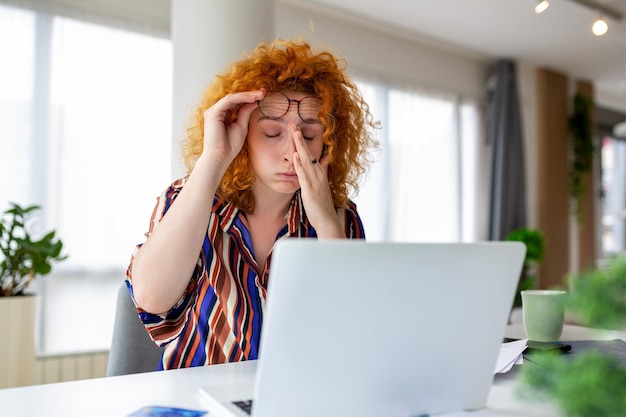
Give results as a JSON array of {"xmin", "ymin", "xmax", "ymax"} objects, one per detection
[{"xmin": 202, "ymin": 240, "xmax": 526, "ymax": 417}]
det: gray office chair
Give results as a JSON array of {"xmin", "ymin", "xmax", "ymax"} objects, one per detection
[{"xmin": 106, "ymin": 282, "xmax": 165, "ymax": 376}]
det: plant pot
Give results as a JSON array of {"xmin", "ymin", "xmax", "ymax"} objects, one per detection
[{"xmin": 0, "ymin": 294, "xmax": 40, "ymax": 388}]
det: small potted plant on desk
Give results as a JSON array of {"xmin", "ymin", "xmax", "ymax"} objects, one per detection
[
  {"xmin": 518, "ymin": 254, "xmax": 626, "ymax": 416},
  {"xmin": 0, "ymin": 202, "xmax": 67, "ymax": 388},
  {"xmin": 504, "ymin": 228, "xmax": 547, "ymax": 308}
]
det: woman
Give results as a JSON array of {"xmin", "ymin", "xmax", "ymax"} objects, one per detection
[{"xmin": 127, "ymin": 38, "xmax": 378, "ymax": 369}]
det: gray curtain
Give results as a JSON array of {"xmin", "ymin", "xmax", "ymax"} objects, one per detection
[{"xmin": 486, "ymin": 59, "xmax": 526, "ymax": 240}]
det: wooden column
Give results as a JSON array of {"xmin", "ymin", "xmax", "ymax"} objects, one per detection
[
  {"xmin": 536, "ymin": 68, "xmax": 570, "ymax": 289},
  {"xmin": 574, "ymin": 81, "xmax": 597, "ymax": 272}
]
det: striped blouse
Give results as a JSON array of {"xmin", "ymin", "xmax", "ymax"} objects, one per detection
[{"xmin": 126, "ymin": 177, "xmax": 365, "ymax": 370}]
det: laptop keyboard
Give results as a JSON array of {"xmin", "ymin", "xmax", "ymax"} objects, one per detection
[{"xmin": 233, "ymin": 400, "xmax": 253, "ymax": 415}]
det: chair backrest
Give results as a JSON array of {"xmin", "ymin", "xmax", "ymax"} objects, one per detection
[{"xmin": 106, "ymin": 282, "xmax": 164, "ymax": 376}]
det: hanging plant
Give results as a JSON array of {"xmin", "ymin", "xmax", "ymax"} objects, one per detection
[{"xmin": 569, "ymin": 92, "xmax": 594, "ymax": 222}]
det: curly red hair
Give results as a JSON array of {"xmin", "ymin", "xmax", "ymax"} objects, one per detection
[{"xmin": 182, "ymin": 38, "xmax": 379, "ymax": 213}]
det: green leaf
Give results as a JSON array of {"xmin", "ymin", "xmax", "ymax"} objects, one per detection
[
  {"xmin": 0, "ymin": 202, "xmax": 67, "ymax": 296},
  {"xmin": 519, "ymin": 351, "xmax": 626, "ymax": 417},
  {"xmin": 567, "ymin": 254, "xmax": 626, "ymax": 329}
]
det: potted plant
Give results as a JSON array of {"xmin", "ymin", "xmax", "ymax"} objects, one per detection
[
  {"xmin": 504, "ymin": 228, "xmax": 547, "ymax": 307},
  {"xmin": 0, "ymin": 202, "xmax": 67, "ymax": 388},
  {"xmin": 1, "ymin": 202, "xmax": 67, "ymax": 296},
  {"xmin": 518, "ymin": 254, "xmax": 626, "ymax": 416}
]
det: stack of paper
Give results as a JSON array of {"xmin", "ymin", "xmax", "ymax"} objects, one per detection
[{"xmin": 494, "ymin": 338, "xmax": 527, "ymax": 374}]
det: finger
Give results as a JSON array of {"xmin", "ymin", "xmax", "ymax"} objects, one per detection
[
  {"xmin": 293, "ymin": 150, "xmax": 312, "ymax": 186},
  {"xmin": 291, "ymin": 125, "xmax": 315, "ymax": 165},
  {"xmin": 207, "ymin": 90, "xmax": 265, "ymax": 123},
  {"xmin": 293, "ymin": 148, "xmax": 328, "ymax": 193},
  {"xmin": 318, "ymin": 145, "xmax": 329, "ymax": 166},
  {"xmin": 236, "ymin": 99, "xmax": 261, "ymax": 124}
]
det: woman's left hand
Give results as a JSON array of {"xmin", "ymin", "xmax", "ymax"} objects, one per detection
[{"xmin": 291, "ymin": 125, "xmax": 345, "ymax": 238}]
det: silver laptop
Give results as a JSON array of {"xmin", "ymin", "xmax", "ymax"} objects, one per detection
[{"xmin": 200, "ymin": 240, "xmax": 525, "ymax": 417}]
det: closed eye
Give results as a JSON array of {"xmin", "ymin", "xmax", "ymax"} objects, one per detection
[
  {"xmin": 301, "ymin": 130, "xmax": 320, "ymax": 141},
  {"xmin": 301, "ymin": 125, "xmax": 323, "ymax": 140}
]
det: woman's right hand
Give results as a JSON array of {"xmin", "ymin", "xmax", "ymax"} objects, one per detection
[{"xmin": 201, "ymin": 90, "xmax": 265, "ymax": 168}]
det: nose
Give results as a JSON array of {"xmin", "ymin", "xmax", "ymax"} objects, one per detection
[{"xmin": 283, "ymin": 124, "xmax": 298, "ymax": 162}]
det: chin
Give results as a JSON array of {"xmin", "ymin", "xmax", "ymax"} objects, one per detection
[{"xmin": 273, "ymin": 182, "xmax": 300, "ymax": 195}]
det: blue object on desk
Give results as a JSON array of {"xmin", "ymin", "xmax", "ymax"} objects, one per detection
[{"xmin": 128, "ymin": 406, "xmax": 207, "ymax": 417}]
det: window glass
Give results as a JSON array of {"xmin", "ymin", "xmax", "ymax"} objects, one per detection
[
  {"xmin": 601, "ymin": 136, "xmax": 626, "ymax": 254},
  {"xmin": 387, "ymin": 88, "xmax": 459, "ymax": 241},
  {"xmin": 459, "ymin": 100, "xmax": 483, "ymax": 242},
  {"xmin": 0, "ymin": 5, "xmax": 35, "ymax": 206},
  {"xmin": 354, "ymin": 79, "xmax": 483, "ymax": 243},
  {"xmin": 353, "ymin": 81, "xmax": 387, "ymax": 241},
  {"xmin": 1, "ymin": 6, "xmax": 172, "ymax": 273},
  {"xmin": 46, "ymin": 17, "xmax": 172, "ymax": 272}
]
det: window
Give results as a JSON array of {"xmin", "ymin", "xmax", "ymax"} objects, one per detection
[
  {"xmin": 1, "ymin": 4, "xmax": 172, "ymax": 274},
  {"xmin": 0, "ymin": 6, "xmax": 34, "ymax": 207},
  {"xmin": 354, "ymin": 79, "xmax": 485, "ymax": 243},
  {"xmin": 1, "ymin": 4, "xmax": 172, "ymax": 354},
  {"xmin": 601, "ymin": 136, "xmax": 626, "ymax": 255}
]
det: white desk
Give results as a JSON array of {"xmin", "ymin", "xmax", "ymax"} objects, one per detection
[
  {"xmin": 0, "ymin": 324, "xmax": 623, "ymax": 417},
  {"xmin": 505, "ymin": 322, "xmax": 626, "ymax": 342}
]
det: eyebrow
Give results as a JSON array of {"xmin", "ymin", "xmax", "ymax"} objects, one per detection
[
  {"xmin": 257, "ymin": 115, "xmax": 284, "ymax": 123},
  {"xmin": 256, "ymin": 115, "xmax": 322, "ymax": 126}
]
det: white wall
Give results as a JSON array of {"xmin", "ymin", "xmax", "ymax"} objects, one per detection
[
  {"xmin": 170, "ymin": 0, "xmax": 274, "ymax": 178},
  {"xmin": 275, "ymin": 2, "xmax": 487, "ymax": 100}
]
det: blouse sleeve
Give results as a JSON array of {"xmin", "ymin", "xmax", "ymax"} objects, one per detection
[
  {"xmin": 340, "ymin": 199, "xmax": 366, "ymax": 239},
  {"xmin": 125, "ymin": 178, "xmax": 204, "ymax": 346}
]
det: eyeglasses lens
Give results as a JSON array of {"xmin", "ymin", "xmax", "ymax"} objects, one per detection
[
  {"xmin": 297, "ymin": 97, "xmax": 322, "ymax": 123},
  {"xmin": 258, "ymin": 92, "xmax": 321, "ymax": 124}
]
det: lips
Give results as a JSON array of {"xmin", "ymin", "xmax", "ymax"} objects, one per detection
[{"xmin": 277, "ymin": 172, "xmax": 298, "ymax": 180}]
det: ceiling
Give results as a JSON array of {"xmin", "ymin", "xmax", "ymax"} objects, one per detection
[{"xmin": 299, "ymin": 0, "xmax": 626, "ymax": 113}]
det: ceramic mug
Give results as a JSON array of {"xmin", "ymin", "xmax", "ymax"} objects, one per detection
[{"xmin": 521, "ymin": 290, "xmax": 567, "ymax": 342}]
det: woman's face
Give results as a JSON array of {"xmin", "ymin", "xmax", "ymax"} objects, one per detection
[{"xmin": 246, "ymin": 91, "xmax": 325, "ymax": 197}]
